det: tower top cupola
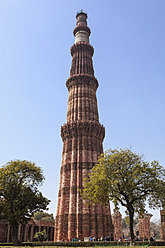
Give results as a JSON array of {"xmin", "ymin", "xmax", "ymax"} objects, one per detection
[{"xmin": 73, "ymin": 10, "xmax": 91, "ymax": 44}]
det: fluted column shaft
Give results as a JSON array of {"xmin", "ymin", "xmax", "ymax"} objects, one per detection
[{"xmin": 54, "ymin": 11, "xmax": 114, "ymax": 241}]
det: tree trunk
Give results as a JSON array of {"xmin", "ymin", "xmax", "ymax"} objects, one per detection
[
  {"xmin": 128, "ymin": 204, "xmax": 134, "ymax": 245},
  {"xmin": 10, "ymin": 221, "xmax": 21, "ymax": 246}
]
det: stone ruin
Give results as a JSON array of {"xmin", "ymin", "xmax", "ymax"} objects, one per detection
[{"xmin": 0, "ymin": 215, "xmax": 54, "ymax": 243}]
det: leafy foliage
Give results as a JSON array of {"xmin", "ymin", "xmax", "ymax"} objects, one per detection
[
  {"xmin": 123, "ymin": 215, "xmax": 139, "ymax": 227},
  {"xmin": 122, "ymin": 218, "xmax": 128, "ymax": 228},
  {"xmin": 33, "ymin": 211, "xmax": 54, "ymax": 222},
  {"xmin": 34, "ymin": 230, "xmax": 48, "ymax": 241},
  {"xmin": 0, "ymin": 160, "xmax": 50, "ymax": 245},
  {"xmin": 150, "ymin": 219, "xmax": 161, "ymax": 240},
  {"xmin": 82, "ymin": 148, "xmax": 165, "ymax": 244}
]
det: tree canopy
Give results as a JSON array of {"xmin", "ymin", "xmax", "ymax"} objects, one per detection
[
  {"xmin": 33, "ymin": 211, "xmax": 54, "ymax": 222},
  {"xmin": 82, "ymin": 148, "xmax": 165, "ymax": 244},
  {"xmin": 0, "ymin": 160, "xmax": 50, "ymax": 245}
]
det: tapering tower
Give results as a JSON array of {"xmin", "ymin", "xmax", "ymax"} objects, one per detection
[{"xmin": 54, "ymin": 11, "xmax": 114, "ymax": 241}]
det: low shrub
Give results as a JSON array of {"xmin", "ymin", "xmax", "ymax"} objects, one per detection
[{"xmin": 1, "ymin": 240, "xmax": 165, "ymax": 246}]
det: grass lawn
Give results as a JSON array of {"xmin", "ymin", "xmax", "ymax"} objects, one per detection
[{"xmin": 1, "ymin": 247, "xmax": 165, "ymax": 248}]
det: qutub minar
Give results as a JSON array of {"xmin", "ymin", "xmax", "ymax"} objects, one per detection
[
  {"xmin": 0, "ymin": 11, "xmax": 163, "ymax": 244},
  {"xmin": 54, "ymin": 11, "xmax": 114, "ymax": 241}
]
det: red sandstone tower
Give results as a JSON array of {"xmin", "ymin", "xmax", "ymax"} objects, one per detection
[{"xmin": 54, "ymin": 11, "xmax": 114, "ymax": 241}]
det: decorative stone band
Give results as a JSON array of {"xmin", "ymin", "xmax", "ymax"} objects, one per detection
[
  {"xmin": 73, "ymin": 26, "xmax": 91, "ymax": 43},
  {"xmin": 66, "ymin": 74, "xmax": 98, "ymax": 91},
  {"xmin": 60, "ymin": 162, "xmax": 96, "ymax": 175},
  {"xmin": 61, "ymin": 121, "xmax": 105, "ymax": 142},
  {"xmin": 71, "ymin": 42, "xmax": 94, "ymax": 57},
  {"xmin": 68, "ymin": 90, "xmax": 96, "ymax": 101}
]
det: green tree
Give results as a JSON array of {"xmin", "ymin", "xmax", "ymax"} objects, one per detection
[
  {"xmin": 124, "ymin": 214, "xmax": 138, "ymax": 227},
  {"xmin": 34, "ymin": 230, "xmax": 47, "ymax": 241},
  {"xmin": 82, "ymin": 148, "xmax": 165, "ymax": 244},
  {"xmin": 33, "ymin": 211, "xmax": 54, "ymax": 222},
  {"xmin": 0, "ymin": 160, "xmax": 50, "ymax": 246},
  {"xmin": 150, "ymin": 219, "xmax": 161, "ymax": 240},
  {"xmin": 122, "ymin": 218, "xmax": 128, "ymax": 228}
]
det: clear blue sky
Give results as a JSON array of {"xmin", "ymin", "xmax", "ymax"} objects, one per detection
[{"xmin": 0, "ymin": 0, "xmax": 165, "ymax": 221}]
